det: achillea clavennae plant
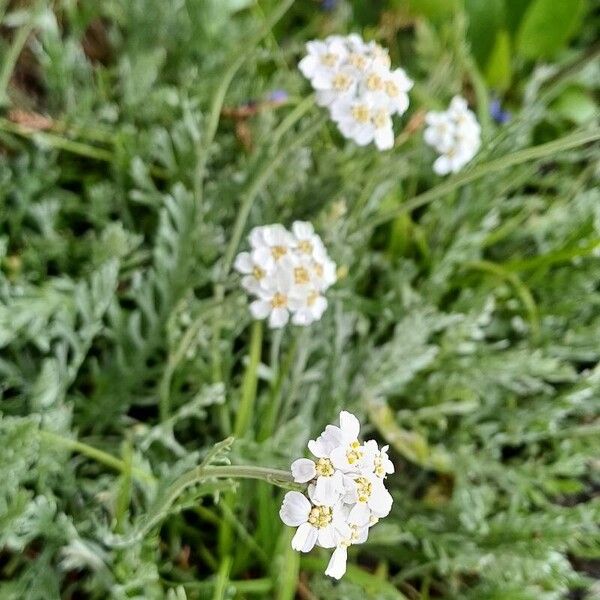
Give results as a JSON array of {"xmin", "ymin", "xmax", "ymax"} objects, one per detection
[
  {"xmin": 280, "ymin": 411, "xmax": 394, "ymax": 579},
  {"xmin": 299, "ymin": 34, "xmax": 413, "ymax": 150},
  {"xmin": 234, "ymin": 222, "xmax": 337, "ymax": 328},
  {"xmin": 423, "ymin": 95, "xmax": 481, "ymax": 175}
]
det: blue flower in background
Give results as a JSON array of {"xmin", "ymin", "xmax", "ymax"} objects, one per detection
[
  {"xmin": 490, "ymin": 97, "xmax": 511, "ymax": 124},
  {"xmin": 267, "ymin": 89, "xmax": 289, "ymax": 103}
]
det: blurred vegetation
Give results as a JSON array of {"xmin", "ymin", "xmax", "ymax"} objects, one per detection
[{"xmin": 0, "ymin": 0, "xmax": 599, "ymax": 598}]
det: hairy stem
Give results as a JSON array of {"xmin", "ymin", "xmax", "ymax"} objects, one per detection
[{"xmin": 234, "ymin": 320, "xmax": 264, "ymax": 438}]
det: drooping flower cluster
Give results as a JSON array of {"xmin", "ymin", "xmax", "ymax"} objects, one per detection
[
  {"xmin": 234, "ymin": 222, "xmax": 337, "ymax": 329},
  {"xmin": 299, "ymin": 34, "xmax": 413, "ymax": 151},
  {"xmin": 423, "ymin": 95, "xmax": 481, "ymax": 175},
  {"xmin": 280, "ymin": 411, "xmax": 394, "ymax": 579}
]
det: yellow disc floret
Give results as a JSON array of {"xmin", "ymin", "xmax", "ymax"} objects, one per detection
[
  {"xmin": 352, "ymin": 104, "xmax": 370, "ymax": 124},
  {"xmin": 315, "ymin": 457, "xmax": 335, "ymax": 476},
  {"xmin": 271, "ymin": 293, "xmax": 288, "ymax": 309},
  {"xmin": 294, "ymin": 267, "xmax": 310, "ymax": 285},
  {"xmin": 271, "ymin": 245, "xmax": 287, "ymax": 260},
  {"xmin": 346, "ymin": 440, "xmax": 363, "ymax": 465},
  {"xmin": 308, "ymin": 505, "xmax": 333, "ymax": 528},
  {"xmin": 355, "ymin": 476, "xmax": 373, "ymax": 503}
]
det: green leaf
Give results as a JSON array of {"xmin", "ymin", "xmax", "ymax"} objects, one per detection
[
  {"xmin": 485, "ymin": 29, "xmax": 512, "ymax": 91},
  {"xmin": 516, "ymin": 0, "xmax": 587, "ymax": 59},
  {"xmin": 465, "ymin": 0, "xmax": 506, "ymax": 67},
  {"xmin": 402, "ymin": 0, "xmax": 460, "ymax": 21},
  {"xmin": 552, "ymin": 86, "xmax": 598, "ymax": 124},
  {"xmin": 504, "ymin": 0, "xmax": 533, "ymax": 33}
]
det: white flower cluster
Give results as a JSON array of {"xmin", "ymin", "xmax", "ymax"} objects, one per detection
[
  {"xmin": 423, "ymin": 95, "xmax": 481, "ymax": 175},
  {"xmin": 234, "ymin": 222, "xmax": 336, "ymax": 329},
  {"xmin": 280, "ymin": 411, "xmax": 394, "ymax": 579},
  {"xmin": 299, "ymin": 34, "xmax": 413, "ymax": 151}
]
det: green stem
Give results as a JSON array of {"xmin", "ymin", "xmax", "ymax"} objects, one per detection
[
  {"xmin": 359, "ymin": 127, "xmax": 600, "ymax": 231},
  {"xmin": 0, "ymin": 21, "xmax": 35, "ymax": 106},
  {"xmin": 258, "ymin": 334, "xmax": 298, "ymax": 441},
  {"xmin": 194, "ymin": 0, "xmax": 295, "ymax": 206},
  {"xmin": 234, "ymin": 320, "xmax": 263, "ymax": 439},
  {"xmin": 212, "ymin": 555, "xmax": 232, "ymax": 600},
  {"xmin": 210, "ymin": 115, "xmax": 326, "ymax": 390},
  {"xmin": 39, "ymin": 430, "xmax": 155, "ymax": 483},
  {"xmin": 220, "ymin": 115, "xmax": 327, "ymax": 279},
  {"xmin": 270, "ymin": 93, "xmax": 316, "ymax": 146}
]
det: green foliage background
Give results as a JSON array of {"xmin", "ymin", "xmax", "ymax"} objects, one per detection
[{"xmin": 0, "ymin": 0, "xmax": 599, "ymax": 598}]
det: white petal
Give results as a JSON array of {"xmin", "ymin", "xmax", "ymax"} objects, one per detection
[
  {"xmin": 369, "ymin": 484, "xmax": 393, "ymax": 518},
  {"xmin": 268, "ymin": 307, "xmax": 289, "ymax": 329},
  {"xmin": 339, "ymin": 411, "xmax": 360, "ymax": 440},
  {"xmin": 252, "ymin": 246, "xmax": 274, "ymax": 269},
  {"xmin": 279, "ymin": 491, "xmax": 311, "ymax": 526},
  {"xmin": 234, "ymin": 252, "xmax": 253, "ymax": 274},
  {"xmin": 348, "ymin": 502, "xmax": 371, "ymax": 526},
  {"xmin": 241, "ymin": 275, "xmax": 262, "ymax": 295},
  {"xmin": 314, "ymin": 474, "xmax": 342, "ymax": 506},
  {"xmin": 291, "ymin": 458, "xmax": 316, "ymax": 483},
  {"xmin": 325, "ymin": 546, "xmax": 348, "ymax": 579},
  {"xmin": 317, "ymin": 524, "xmax": 336, "ymax": 549},
  {"xmin": 307, "ymin": 439, "xmax": 328, "ymax": 458},
  {"xmin": 433, "ymin": 154, "xmax": 452, "ymax": 176},
  {"xmin": 374, "ymin": 125, "xmax": 394, "ymax": 150},
  {"xmin": 291, "ymin": 522, "xmax": 318, "ymax": 553},
  {"xmin": 249, "ymin": 300, "xmax": 270, "ymax": 320},
  {"xmin": 292, "ymin": 221, "xmax": 314, "ymax": 240},
  {"xmin": 330, "ymin": 446, "xmax": 351, "ymax": 472}
]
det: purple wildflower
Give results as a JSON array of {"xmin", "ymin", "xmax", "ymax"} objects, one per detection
[{"xmin": 490, "ymin": 97, "xmax": 511, "ymax": 124}]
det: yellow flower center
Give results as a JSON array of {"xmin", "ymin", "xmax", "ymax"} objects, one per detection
[
  {"xmin": 313, "ymin": 262, "xmax": 324, "ymax": 278},
  {"xmin": 320, "ymin": 52, "xmax": 338, "ymax": 67},
  {"xmin": 315, "ymin": 458, "xmax": 335, "ymax": 477},
  {"xmin": 355, "ymin": 476, "xmax": 372, "ymax": 503},
  {"xmin": 352, "ymin": 104, "xmax": 370, "ymax": 124},
  {"xmin": 373, "ymin": 109, "xmax": 388, "ymax": 129},
  {"xmin": 298, "ymin": 240, "xmax": 313, "ymax": 254},
  {"xmin": 366, "ymin": 73, "xmax": 383, "ymax": 91},
  {"xmin": 348, "ymin": 53, "xmax": 367, "ymax": 70},
  {"xmin": 252, "ymin": 266, "xmax": 265, "ymax": 280},
  {"xmin": 271, "ymin": 245, "xmax": 287, "ymax": 260},
  {"xmin": 308, "ymin": 505, "xmax": 333, "ymax": 528},
  {"xmin": 306, "ymin": 291, "xmax": 319, "ymax": 307},
  {"xmin": 271, "ymin": 293, "xmax": 287, "ymax": 309},
  {"xmin": 332, "ymin": 73, "xmax": 352, "ymax": 91},
  {"xmin": 385, "ymin": 81, "xmax": 399, "ymax": 97},
  {"xmin": 346, "ymin": 440, "xmax": 363, "ymax": 465},
  {"xmin": 294, "ymin": 267, "xmax": 310, "ymax": 285}
]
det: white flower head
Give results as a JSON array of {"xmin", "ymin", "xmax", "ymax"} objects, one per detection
[
  {"xmin": 235, "ymin": 221, "xmax": 337, "ymax": 329},
  {"xmin": 424, "ymin": 95, "xmax": 481, "ymax": 175},
  {"xmin": 279, "ymin": 489, "xmax": 350, "ymax": 552},
  {"xmin": 281, "ymin": 410, "xmax": 394, "ymax": 579},
  {"xmin": 299, "ymin": 33, "xmax": 413, "ymax": 151}
]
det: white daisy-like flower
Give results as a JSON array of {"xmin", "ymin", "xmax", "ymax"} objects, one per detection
[
  {"xmin": 330, "ymin": 97, "xmax": 394, "ymax": 151},
  {"xmin": 325, "ymin": 510, "xmax": 370, "ymax": 580},
  {"xmin": 299, "ymin": 33, "xmax": 412, "ymax": 151},
  {"xmin": 235, "ymin": 221, "xmax": 337, "ymax": 329},
  {"xmin": 250, "ymin": 224, "xmax": 294, "ymax": 272},
  {"xmin": 248, "ymin": 267, "xmax": 298, "ymax": 329},
  {"xmin": 279, "ymin": 489, "xmax": 350, "ymax": 552},
  {"xmin": 361, "ymin": 440, "xmax": 395, "ymax": 479},
  {"xmin": 280, "ymin": 410, "xmax": 394, "ymax": 580},
  {"xmin": 423, "ymin": 95, "xmax": 481, "ymax": 175},
  {"xmin": 298, "ymin": 38, "xmax": 348, "ymax": 84},
  {"xmin": 344, "ymin": 473, "xmax": 394, "ymax": 525}
]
